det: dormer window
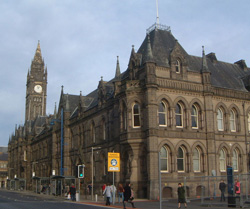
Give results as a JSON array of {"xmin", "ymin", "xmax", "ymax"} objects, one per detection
[{"xmin": 175, "ymin": 60, "xmax": 181, "ymax": 73}]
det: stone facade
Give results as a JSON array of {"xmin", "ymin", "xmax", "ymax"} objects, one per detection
[
  {"xmin": 8, "ymin": 23, "xmax": 250, "ymax": 199},
  {"xmin": 0, "ymin": 147, "xmax": 8, "ymax": 188}
]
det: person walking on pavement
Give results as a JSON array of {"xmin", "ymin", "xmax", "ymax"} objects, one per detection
[
  {"xmin": 177, "ymin": 183, "xmax": 187, "ymax": 208},
  {"xmin": 102, "ymin": 184, "xmax": 106, "ymax": 201},
  {"xmin": 87, "ymin": 184, "xmax": 92, "ymax": 195},
  {"xmin": 219, "ymin": 179, "xmax": 226, "ymax": 202},
  {"xmin": 234, "ymin": 179, "xmax": 240, "ymax": 196},
  {"xmin": 69, "ymin": 183, "xmax": 76, "ymax": 201},
  {"xmin": 118, "ymin": 183, "xmax": 124, "ymax": 203},
  {"xmin": 123, "ymin": 182, "xmax": 136, "ymax": 209},
  {"xmin": 103, "ymin": 183, "xmax": 112, "ymax": 206}
]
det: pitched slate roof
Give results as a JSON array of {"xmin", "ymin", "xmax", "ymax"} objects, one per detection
[
  {"xmin": 138, "ymin": 28, "xmax": 250, "ymax": 92},
  {"xmin": 189, "ymin": 55, "xmax": 250, "ymax": 91},
  {"xmin": 68, "ymin": 27, "xmax": 250, "ymax": 118},
  {"xmin": 138, "ymin": 29, "xmax": 177, "ymax": 67}
]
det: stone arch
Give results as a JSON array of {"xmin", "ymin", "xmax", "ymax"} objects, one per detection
[
  {"xmin": 176, "ymin": 140, "xmax": 191, "ymax": 154},
  {"xmin": 176, "ymin": 142, "xmax": 191, "ymax": 172},
  {"xmin": 215, "ymin": 102, "xmax": 228, "ymax": 114},
  {"xmin": 119, "ymin": 99, "xmax": 128, "ymax": 131},
  {"xmin": 157, "ymin": 96, "xmax": 172, "ymax": 127},
  {"xmin": 217, "ymin": 144, "xmax": 230, "ymax": 172},
  {"xmin": 189, "ymin": 98, "xmax": 204, "ymax": 110},
  {"xmin": 162, "ymin": 186, "xmax": 173, "ymax": 198},
  {"xmin": 191, "ymin": 141, "xmax": 207, "ymax": 154},
  {"xmin": 121, "ymin": 145, "xmax": 133, "ymax": 182},
  {"xmin": 230, "ymin": 145, "xmax": 242, "ymax": 172},
  {"xmin": 228, "ymin": 104, "xmax": 241, "ymax": 132},
  {"xmin": 127, "ymin": 96, "xmax": 142, "ymax": 108},
  {"xmin": 217, "ymin": 143, "xmax": 230, "ymax": 155},
  {"xmin": 119, "ymin": 99, "xmax": 128, "ymax": 115},
  {"xmin": 156, "ymin": 94, "xmax": 173, "ymax": 107},
  {"xmin": 191, "ymin": 142, "xmax": 206, "ymax": 173},
  {"xmin": 159, "ymin": 140, "xmax": 174, "ymax": 173},
  {"xmin": 230, "ymin": 143, "xmax": 244, "ymax": 155},
  {"xmin": 196, "ymin": 185, "xmax": 205, "ymax": 197},
  {"xmin": 158, "ymin": 139, "xmax": 175, "ymax": 153},
  {"xmin": 190, "ymin": 101, "xmax": 203, "ymax": 129},
  {"xmin": 228, "ymin": 104, "xmax": 241, "ymax": 115},
  {"xmin": 99, "ymin": 151, "xmax": 107, "ymax": 180},
  {"xmin": 215, "ymin": 103, "xmax": 228, "ymax": 132},
  {"xmin": 173, "ymin": 96, "xmax": 189, "ymax": 110}
]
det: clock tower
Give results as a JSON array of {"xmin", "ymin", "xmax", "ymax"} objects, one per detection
[{"xmin": 25, "ymin": 41, "xmax": 47, "ymax": 122}]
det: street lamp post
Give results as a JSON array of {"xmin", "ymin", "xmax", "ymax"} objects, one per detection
[{"xmin": 91, "ymin": 146, "xmax": 101, "ymax": 201}]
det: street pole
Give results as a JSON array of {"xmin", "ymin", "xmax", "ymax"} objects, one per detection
[
  {"xmin": 91, "ymin": 147, "xmax": 93, "ymax": 201},
  {"xmin": 159, "ymin": 152, "xmax": 162, "ymax": 209},
  {"xmin": 91, "ymin": 147, "xmax": 101, "ymax": 201},
  {"xmin": 79, "ymin": 178, "xmax": 80, "ymax": 201},
  {"xmin": 112, "ymin": 150, "xmax": 115, "ymax": 205}
]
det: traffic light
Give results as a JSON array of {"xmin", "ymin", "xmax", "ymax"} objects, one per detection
[{"xmin": 78, "ymin": 165, "xmax": 84, "ymax": 178}]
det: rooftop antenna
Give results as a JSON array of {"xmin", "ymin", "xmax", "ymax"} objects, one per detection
[
  {"xmin": 156, "ymin": 0, "xmax": 160, "ymax": 28},
  {"xmin": 147, "ymin": 0, "xmax": 171, "ymax": 34}
]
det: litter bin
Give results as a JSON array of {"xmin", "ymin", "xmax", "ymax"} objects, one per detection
[{"xmin": 228, "ymin": 196, "xmax": 236, "ymax": 208}]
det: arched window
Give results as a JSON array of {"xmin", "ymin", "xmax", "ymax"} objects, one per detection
[
  {"xmin": 191, "ymin": 105, "xmax": 198, "ymax": 129},
  {"xmin": 160, "ymin": 146, "xmax": 168, "ymax": 172},
  {"xmin": 232, "ymin": 149, "xmax": 239, "ymax": 172},
  {"xmin": 248, "ymin": 113, "xmax": 250, "ymax": 132},
  {"xmin": 230, "ymin": 109, "xmax": 236, "ymax": 132},
  {"xmin": 193, "ymin": 147, "xmax": 200, "ymax": 172},
  {"xmin": 177, "ymin": 147, "xmax": 185, "ymax": 172},
  {"xmin": 176, "ymin": 103, "xmax": 183, "ymax": 128},
  {"xmin": 175, "ymin": 60, "xmax": 181, "ymax": 73},
  {"xmin": 217, "ymin": 108, "xmax": 224, "ymax": 131},
  {"xmin": 219, "ymin": 148, "xmax": 226, "ymax": 172},
  {"xmin": 122, "ymin": 103, "xmax": 127, "ymax": 131},
  {"xmin": 133, "ymin": 103, "xmax": 141, "ymax": 128},
  {"xmin": 159, "ymin": 101, "xmax": 167, "ymax": 126}
]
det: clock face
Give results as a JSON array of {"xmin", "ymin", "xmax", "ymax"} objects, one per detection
[{"xmin": 34, "ymin": 85, "xmax": 42, "ymax": 93}]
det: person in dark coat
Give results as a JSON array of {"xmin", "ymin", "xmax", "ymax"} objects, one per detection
[
  {"xmin": 69, "ymin": 183, "xmax": 76, "ymax": 201},
  {"xmin": 123, "ymin": 182, "xmax": 136, "ymax": 209},
  {"xmin": 219, "ymin": 180, "xmax": 226, "ymax": 201},
  {"xmin": 177, "ymin": 183, "xmax": 187, "ymax": 208}
]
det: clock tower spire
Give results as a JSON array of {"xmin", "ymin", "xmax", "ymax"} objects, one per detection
[{"xmin": 25, "ymin": 41, "xmax": 47, "ymax": 122}]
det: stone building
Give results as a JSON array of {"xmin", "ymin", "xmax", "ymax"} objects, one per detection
[
  {"xmin": 0, "ymin": 147, "xmax": 8, "ymax": 188},
  {"xmin": 8, "ymin": 23, "xmax": 250, "ymax": 199}
]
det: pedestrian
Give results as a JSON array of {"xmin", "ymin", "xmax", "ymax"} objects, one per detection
[
  {"xmin": 123, "ymin": 182, "xmax": 136, "ymax": 209},
  {"xmin": 177, "ymin": 183, "xmax": 187, "ymax": 208},
  {"xmin": 88, "ymin": 184, "xmax": 92, "ymax": 195},
  {"xmin": 118, "ymin": 183, "xmax": 124, "ymax": 203},
  {"xmin": 103, "ymin": 183, "xmax": 112, "ymax": 206},
  {"xmin": 219, "ymin": 179, "xmax": 226, "ymax": 201},
  {"xmin": 234, "ymin": 179, "xmax": 240, "ymax": 195},
  {"xmin": 69, "ymin": 183, "xmax": 76, "ymax": 201},
  {"xmin": 102, "ymin": 184, "xmax": 106, "ymax": 201}
]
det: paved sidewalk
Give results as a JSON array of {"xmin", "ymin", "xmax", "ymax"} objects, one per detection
[
  {"xmin": 77, "ymin": 199, "xmax": 249, "ymax": 209},
  {"xmin": 5, "ymin": 189, "xmax": 250, "ymax": 208}
]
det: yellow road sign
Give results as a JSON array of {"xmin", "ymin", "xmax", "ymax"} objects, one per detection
[{"xmin": 108, "ymin": 152, "xmax": 120, "ymax": 172}]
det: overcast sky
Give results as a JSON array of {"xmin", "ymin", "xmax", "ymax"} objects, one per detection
[{"xmin": 0, "ymin": 0, "xmax": 250, "ymax": 146}]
